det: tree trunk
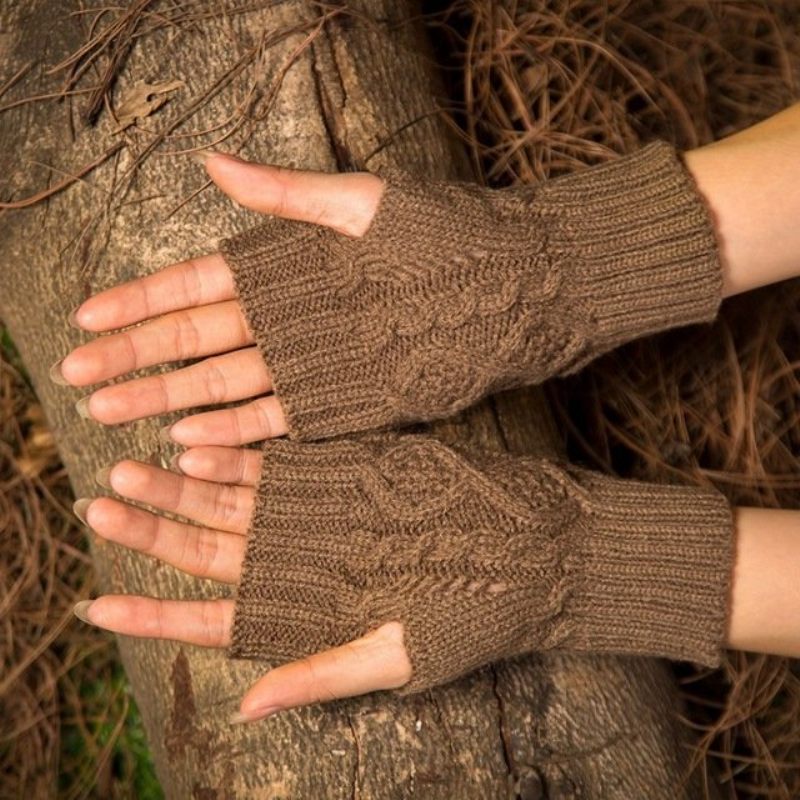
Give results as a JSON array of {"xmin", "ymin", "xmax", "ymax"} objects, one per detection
[{"xmin": 0, "ymin": 1, "xmax": 720, "ymax": 797}]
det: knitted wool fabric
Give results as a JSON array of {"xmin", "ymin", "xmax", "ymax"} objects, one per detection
[
  {"xmin": 228, "ymin": 432, "xmax": 735, "ymax": 695},
  {"xmin": 219, "ymin": 140, "xmax": 724, "ymax": 441}
]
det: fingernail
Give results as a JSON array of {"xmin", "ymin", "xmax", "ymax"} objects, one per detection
[
  {"xmin": 73, "ymin": 600, "xmax": 95, "ymax": 624},
  {"xmin": 159, "ymin": 425, "xmax": 173, "ymax": 443},
  {"xmin": 169, "ymin": 452, "xmax": 184, "ymax": 474},
  {"xmin": 189, "ymin": 149, "xmax": 220, "ymax": 166},
  {"xmin": 75, "ymin": 396, "xmax": 93, "ymax": 420},
  {"xmin": 95, "ymin": 465, "xmax": 114, "ymax": 489},
  {"xmin": 68, "ymin": 307, "xmax": 83, "ymax": 329},
  {"xmin": 229, "ymin": 706, "xmax": 282, "ymax": 725},
  {"xmin": 73, "ymin": 497, "xmax": 93, "ymax": 526},
  {"xmin": 49, "ymin": 358, "xmax": 70, "ymax": 386}
]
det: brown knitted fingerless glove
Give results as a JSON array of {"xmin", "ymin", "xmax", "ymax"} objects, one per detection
[
  {"xmin": 228, "ymin": 433, "xmax": 735, "ymax": 694},
  {"xmin": 220, "ymin": 140, "xmax": 724, "ymax": 441}
]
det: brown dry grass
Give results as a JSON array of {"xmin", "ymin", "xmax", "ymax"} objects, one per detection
[
  {"xmin": 2, "ymin": 0, "xmax": 800, "ymax": 797},
  {"xmin": 0, "ymin": 336, "xmax": 158, "ymax": 798}
]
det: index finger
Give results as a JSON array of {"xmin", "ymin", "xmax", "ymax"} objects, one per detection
[
  {"xmin": 72, "ymin": 252, "xmax": 235, "ymax": 332},
  {"xmin": 75, "ymin": 595, "xmax": 234, "ymax": 647}
]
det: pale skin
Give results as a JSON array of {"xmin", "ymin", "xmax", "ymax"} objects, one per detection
[{"xmin": 55, "ymin": 102, "xmax": 800, "ymax": 724}]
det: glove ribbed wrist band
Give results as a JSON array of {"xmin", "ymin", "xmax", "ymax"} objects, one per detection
[
  {"xmin": 220, "ymin": 140, "xmax": 724, "ymax": 441},
  {"xmin": 228, "ymin": 433, "xmax": 734, "ymax": 694}
]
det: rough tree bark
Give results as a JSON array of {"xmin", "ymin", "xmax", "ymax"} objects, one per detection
[{"xmin": 0, "ymin": 1, "xmax": 721, "ymax": 797}]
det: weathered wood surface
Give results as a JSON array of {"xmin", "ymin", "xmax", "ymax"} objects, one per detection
[{"xmin": 0, "ymin": 1, "xmax": 718, "ymax": 797}]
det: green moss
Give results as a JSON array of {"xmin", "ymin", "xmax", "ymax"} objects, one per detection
[
  {"xmin": 1, "ymin": 325, "xmax": 30, "ymax": 385},
  {"xmin": 58, "ymin": 658, "xmax": 163, "ymax": 799}
]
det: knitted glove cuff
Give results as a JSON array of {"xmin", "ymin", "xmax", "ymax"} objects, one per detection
[
  {"xmin": 557, "ymin": 464, "xmax": 735, "ymax": 667},
  {"xmin": 228, "ymin": 433, "xmax": 735, "ymax": 694},
  {"xmin": 219, "ymin": 141, "xmax": 723, "ymax": 441}
]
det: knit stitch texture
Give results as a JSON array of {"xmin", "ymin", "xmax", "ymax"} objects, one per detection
[
  {"xmin": 228, "ymin": 433, "xmax": 735, "ymax": 694},
  {"xmin": 220, "ymin": 140, "xmax": 724, "ymax": 441}
]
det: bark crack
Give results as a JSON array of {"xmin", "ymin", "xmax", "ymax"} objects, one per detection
[
  {"xmin": 428, "ymin": 691, "xmax": 456, "ymax": 759},
  {"xmin": 309, "ymin": 11, "xmax": 358, "ymax": 172},
  {"xmin": 346, "ymin": 712, "xmax": 362, "ymax": 800},
  {"xmin": 492, "ymin": 664, "xmax": 519, "ymax": 798}
]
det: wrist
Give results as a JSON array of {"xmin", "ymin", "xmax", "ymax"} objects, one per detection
[
  {"xmin": 726, "ymin": 506, "xmax": 800, "ymax": 659},
  {"xmin": 683, "ymin": 102, "xmax": 800, "ymax": 297}
]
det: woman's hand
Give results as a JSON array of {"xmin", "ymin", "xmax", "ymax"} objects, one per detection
[
  {"xmin": 51, "ymin": 155, "xmax": 384, "ymax": 446},
  {"xmin": 72, "ymin": 446, "xmax": 412, "ymax": 723},
  {"xmin": 53, "ymin": 104, "xmax": 800, "ymax": 444}
]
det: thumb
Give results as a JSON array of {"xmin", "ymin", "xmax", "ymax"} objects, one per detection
[
  {"xmin": 229, "ymin": 621, "xmax": 412, "ymax": 724},
  {"xmin": 199, "ymin": 152, "xmax": 383, "ymax": 237}
]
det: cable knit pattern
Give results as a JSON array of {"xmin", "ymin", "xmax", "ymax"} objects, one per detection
[
  {"xmin": 220, "ymin": 140, "xmax": 724, "ymax": 441},
  {"xmin": 229, "ymin": 432, "xmax": 735, "ymax": 694}
]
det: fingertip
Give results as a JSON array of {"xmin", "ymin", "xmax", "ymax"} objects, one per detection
[
  {"xmin": 204, "ymin": 152, "xmax": 249, "ymax": 185},
  {"xmin": 236, "ymin": 682, "xmax": 284, "ymax": 722},
  {"xmin": 68, "ymin": 305, "xmax": 85, "ymax": 329},
  {"xmin": 73, "ymin": 599, "xmax": 96, "ymax": 625},
  {"xmin": 95, "ymin": 464, "xmax": 113, "ymax": 489},
  {"xmin": 75, "ymin": 395, "xmax": 94, "ymax": 420},
  {"xmin": 94, "ymin": 458, "xmax": 133, "ymax": 492},
  {"xmin": 69, "ymin": 301, "xmax": 105, "ymax": 333},
  {"xmin": 48, "ymin": 358, "xmax": 70, "ymax": 386},
  {"xmin": 72, "ymin": 497, "xmax": 94, "ymax": 526},
  {"xmin": 164, "ymin": 421, "xmax": 187, "ymax": 445},
  {"xmin": 169, "ymin": 452, "xmax": 184, "ymax": 474},
  {"xmin": 76, "ymin": 391, "xmax": 121, "ymax": 425},
  {"xmin": 229, "ymin": 705, "xmax": 282, "ymax": 725},
  {"xmin": 171, "ymin": 446, "xmax": 202, "ymax": 476}
]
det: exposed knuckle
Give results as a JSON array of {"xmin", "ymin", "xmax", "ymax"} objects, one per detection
[
  {"xmin": 138, "ymin": 509, "xmax": 161, "ymax": 554},
  {"xmin": 153, "ymin": 600, "xmax": 166, "ymax": 639},
  {"xmin": 212, "ymin": 484, "xmax": 240, "ymax": 527},
  {"xmin": 193, "ymin": 531, "xmax": 220, "ymax": 576},
  {"xmin": 171, "ymin": 310, "xmax": 202, "ymax": 356},
  {"xmin": 200, "ymin": 600, "xmax": 225, "ymax": 644},
  {"xmin": 252, "ymin": 399, "xmax": 273, "ymax": 439},
  {"xmin": 135, "ymin": 280, "xmax": 152, "ymax": 319},
  {"xmin": 153, "ymin": 372, "xmax": 171, "ymax": 411},
  {"xmin": 273, "ymin": 183, "xmax": 290, "ymax": 218},
  {"xmin": 300, "ymin": 657, "xmax": 341, "ymax": 705},
  {"xmin": 229, "ymin": 408, "xmax": 245, "ymax": 444},
  {"xmin": 308, "ymin": 198, "xmax": 331, "ymax": 227},
  {"xmin": 234, "ymin": 307, "xmax": 251, "ymax": 344},
  {"xmin": 181, "ymin": 259, "xmax": 204, "ymax": 306},
  {"xmin": 236, "ymin": 449, "xmax": 249, "ymax": 484},
  {"xmin": 118, "ymin": 331, "xmax": 140, "ymax": 372},
  {"xmin": 202, "ymin": 360, "xmax": 229, "ymax": 405}
]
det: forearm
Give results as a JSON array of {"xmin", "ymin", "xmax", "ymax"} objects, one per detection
[
  {"xmin": 684, "ymin": 101, "xmax": 800, "ymax": 298},
  {"xmin": 727, "ymin": 506, "xmax": 800, "ymax": 658}
]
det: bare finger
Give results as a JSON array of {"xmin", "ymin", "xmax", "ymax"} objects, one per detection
[
  {"xmin": 166, "ymin": 395, "xmax": 288, "ymax": 447},
  {"xmin": 99, "ymin": 460, "xmax": 254, "ymax": 534},
  {"xmin": 61, "ymin": 301, "xmax": 253, "ymax": 386},
  {"xmin": 82, "ymin": 496, "xmax": 246, "ymax": 583},
  {"xmin": 176, "ymin": 447, "xmax": 263, "ymax": 486},
  {"xmin": 81, "ymin": 347, "xmax": 272, "ymax": 425},
  {"xmin": 75, "ymin": 595, "xmax": 234, "ymax": 647},
  {"xmin": 71, "ymin": 252, "xmax": 235, "ymax": 332}
]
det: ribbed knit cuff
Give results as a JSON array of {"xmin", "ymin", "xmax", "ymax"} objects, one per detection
[
  {"xmin": 227, "ymin": 437, "xmax": 374, "ymax": 662},
  {"xmin": 537, "ymin": 141, "xmax": 724, "ymax": 368},
  {"xmin": 220, "ymin": 218, "xmax": 397, "ymax": 440},
  {"xmin": 563, "ymin": 465, "xmax": 735, "ymax": 667}
]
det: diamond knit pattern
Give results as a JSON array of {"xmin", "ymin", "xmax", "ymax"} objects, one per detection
[
  {"xmin": 220, "ymin": 140, "xmax": 724, "ymax": 441},
  {"xmin": 229, "ymin": 433, "xmax": 735, "ymax": 694}
]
